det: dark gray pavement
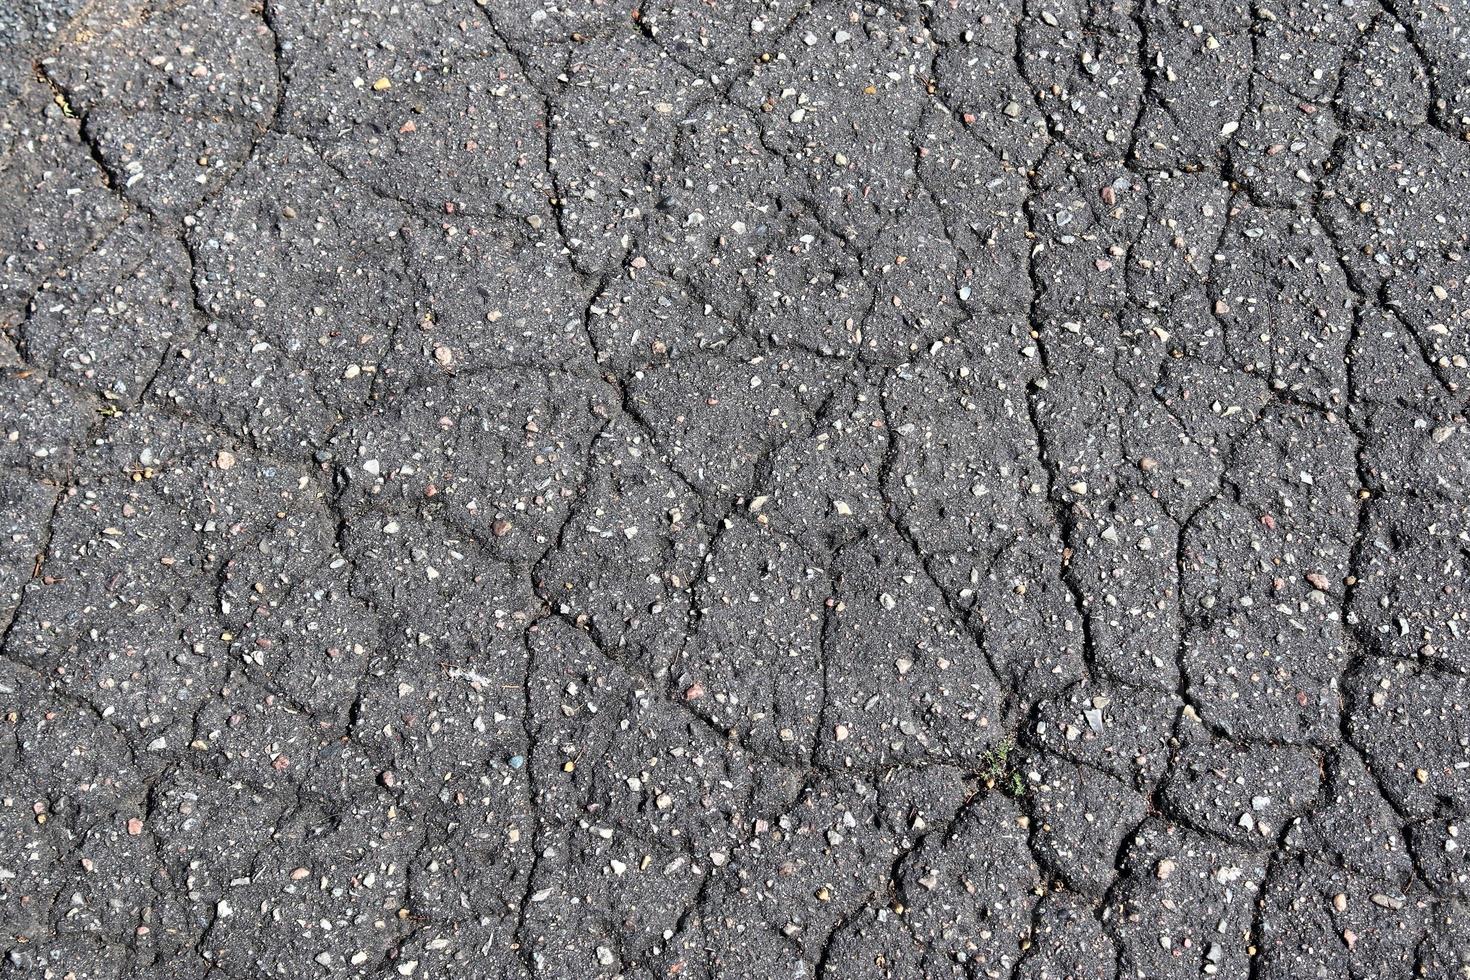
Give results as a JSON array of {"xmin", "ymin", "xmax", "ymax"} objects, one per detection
[{"xmin": 2, "ymin": 0, "xmax": 1469, "ymax": 976}]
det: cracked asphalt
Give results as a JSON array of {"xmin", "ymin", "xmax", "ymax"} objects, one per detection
[{"xmin": 2, "ymin": 0, "xmax": 1470, "ymax": 976}]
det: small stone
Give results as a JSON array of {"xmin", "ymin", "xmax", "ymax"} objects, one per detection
[
  {"xmin": 372, "ymin": 77, "xmax": 392, "ymax": 91},
  {"xmin": 215, "ymin": 450, "xmax": 236, "ymax": 471}
]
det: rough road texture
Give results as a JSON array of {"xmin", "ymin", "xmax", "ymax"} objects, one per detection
[{"xmin": 2, "ymin": 0, "xmax": 1469, "ymax": 977}]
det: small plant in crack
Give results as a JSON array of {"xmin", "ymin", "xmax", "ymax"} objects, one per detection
[
  {"xmin": 976, "ymin": 738, "xmax": 1026, "ymax": 798},
  {"xmin": 33, "ymin": 63, "xmax": 75, "ymax": 117}
]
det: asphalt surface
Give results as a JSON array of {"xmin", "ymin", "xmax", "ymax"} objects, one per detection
[{"xmin": 2, "ymin": 0, "xmax": 1469, "ymax": 977}]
